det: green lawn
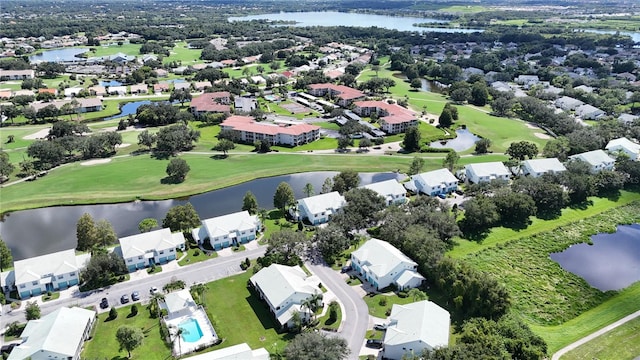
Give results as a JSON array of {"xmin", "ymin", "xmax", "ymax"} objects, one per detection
[
  {"xmin": 558, "ymin": 309, "xmax": 640, "ymax": 360},
  {"xmin": 316, "ymin": 303, "xmax": 342, "ymax": 331},
  {"xmin": 201, "ymin": 270, "xmax": 293, "ymax": 354},
  {"xmin": 164, "ymin": 41, "xmax": 204, "ymax": 64},
  {"xmin": 82, "ymin": 304, "xmax": 169, "ymax": 360},
  {"xmin": 178, "ymin": 247, "xmax": 218, "ymax": 266},
  {"xmin": 88, "ymin": 43, "xmax": 142, "ymax": 58},
  {"xmin": 363, "ymin": 293, "xmax": 416, "ymax": 318},
  {"xmin": 448, "ymin": 190, "xmax": 640, "ymax": 258}
]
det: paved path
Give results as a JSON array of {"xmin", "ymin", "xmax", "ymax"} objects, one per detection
[
  {"xmin": 306, "ymin": 261, "xmax": 369, "ymax": 360},
  {"xmin": 551, "ymin": 309, "xmax": 640, "ymax": 360}
]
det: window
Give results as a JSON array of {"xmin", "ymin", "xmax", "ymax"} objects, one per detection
[
  {"xmin": 169, "ymin": 249, "xmax": 174, "ymax": 252},
  {"xmin": 138, "ymin": 256, "xmax": 143, "ymax": 260},
  {"xmin": 159, "ymin": 250, "xmax": 164, "ymax": 254},
  {"xmin": 70, "ymin": 272, "xmax": 76, "ymax": 276},
  {"xmin": 57, "ymin": 275, "xmax": 64, "ymax": 279},
  {"xmin": 19, "ymin": 284, "xmax": 26, "ymax": 288},
  {"xmin": 32, "ymin": 281, "xmax": 38, "ymax": 286}
]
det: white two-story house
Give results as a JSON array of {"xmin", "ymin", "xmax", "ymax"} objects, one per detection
[
  {"xmin": 408, "ymin": 168, "xmax": 458, "ymax": 196},
  {"xmin": 464, "ymin": 162, "xmax": 510, "ymax": 184},
  {"xmin": 522, "ymin": 158, "xmax": 567, "ymax": 178},
  {"xmin": 351, "ymin": 238, "xmax": 425, "ymax": 291},
  {"xmin": 361, "ymin": 179, "xmax": 407, "ymax": 206},
  {"xmin": 192, "ymin": 211, "xmax": 261, "ymax": 250},
  {"xmin": 292, "ymin": 191, "xmax": 346, "ymax": 225},
  {"xmin": 569, "ymin": 150, "xmax": 616, "ymax": 173},
  {"xmin": 119, "ymin": 228, "xmax": 185, "ymax": 272},
  {"xmin": 250, "ymin": 264, "xmax": 322, "ymax": 329},
  {"xmin": 606, "ymin": 137, "xmax": 640, "ymax": 161},
  {"xmin": 14, "ymin": 249, "xmax": 82, "ymax": 299}
]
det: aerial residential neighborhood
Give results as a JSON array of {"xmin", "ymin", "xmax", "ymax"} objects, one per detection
[{"xmin": 1, "ymin": 0, "xmax": 640, "ymax": 360}]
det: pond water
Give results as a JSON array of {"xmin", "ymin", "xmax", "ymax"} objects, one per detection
[
  {"xmin": 0, "ymin": 172, "xmax": 404, "ymax": 260},
  {"xmin": 100, "ymin": 80, "xmax": 123, "ymax": 87},
  {"xmin": 550, "ymin": 224, "xmax": 640, "ymax": 291},
  {"xmin": 429, "ymin": 129, "xmax": 480, "ymax": 152},
  {"xmin": 229, "ymin": 12, "xmax": 482, "ymax": 33},
  {"xmin": 577, "ymin": 29, "xmax": 640, "ymax": 43},
  {"xmin": 104, "ymin": 100, "xmax": 153, "ymax": 120},
  {"xmin": 29, "ymin": 48, "xmax": 89, "ymax": 63}
]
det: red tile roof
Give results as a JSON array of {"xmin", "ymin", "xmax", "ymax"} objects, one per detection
[
  {"xmin": 221, "ymin": 116, "xmax": 320, "ymax": 137},
  {"xmin": 354, "ymin": 101, "xmax": 417, "ymax": 124},
  {"xmin": 190, "ymin": 92, "xmax": 231, "ymax": 113},
  {"xmin": 308, "ymin": 83, "xmax": 364, "ymax": 100}
]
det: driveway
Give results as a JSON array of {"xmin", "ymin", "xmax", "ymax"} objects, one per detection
[
  {"xmin": 306, "ymin": 261, "xmax": 369, "ymax": 360},
  {"xmin": 1, "ymin": 245, "xmax": 267, "ymax": 327}
]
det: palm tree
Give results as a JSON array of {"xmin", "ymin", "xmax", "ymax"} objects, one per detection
[
  {"xmin": 149, "ymin": 292, "xmax": 165, "ymax": 318},
  {"xmin": 191, "ymin": 283, "xmax": 207, "ymax": 306},
  {"xmin": 407, "ymin": 288, "xmax": 428, "ymax": 302},
  {"xmin": 258, "ymin": 208, "xmax": 269, "ymax": 232},
  {"xmin": 303, "ymin": 183, "xmax": 315, "ymax": 198},
  {"xmin": 169, "ymin": 324, "xmax": 186, "ymax": 356}
]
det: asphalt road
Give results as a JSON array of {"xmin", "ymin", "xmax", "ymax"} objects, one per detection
[
  {"xmin": 1, "ymin": 246, "xmax": 266, "ymax": 326},
  {"xmin": 307, "ymin": 262, "xmax": 369, "ymax": 360}
]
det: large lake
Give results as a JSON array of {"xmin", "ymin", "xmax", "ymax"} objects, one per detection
[
  {"xmin": 550, "ymin": 224, "xmax": 640, "ymax": 291},
  {"xmin": 29, "ymin": 48, "xmax": 89, "ymax": 63},
  {"xmin": 578, "ymin": 29, "xmax": 640, "ymax": 43},
  {"xmin": 0, "ymin": 172, "xmax": 404, "ymax": 260},
  {"xmin": 229, "ymin": 12, "xmax": 482, "ymax": 33}
]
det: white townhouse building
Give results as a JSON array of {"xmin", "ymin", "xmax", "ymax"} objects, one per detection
[
  {"xmin": 382, "ymin": 301, "xmax": 450, "ymax": 360},
  {"xmin": 292, "ymin": 191, "xmax": 346, "ymax": 225},
  {"xmin": 464, "ymin": 162, "xmax": 510, "ymax": 184},
  {"xmin": 250, "ymin": 264, "xmax": 322, "ymax": 329},
  {"xmin": 569, "ymin": 150, "xmax": 616, "ymax": 173},
  {"xmin": 14, "ymin": 249, "xmax": 82, "ymax": 299},
  {"xmin": 192, "ymin": 211, "xmax": 261, "ymax": 250},
  {"xmin": 522, "ymin": 158, "xmax": 567, "ymax": 178},
  {"xmin": 184, "ymin": 343, "xmax": 269, "ymax": 360},
  {"xmin": 351, "ymin": 238, "xmax": 425, "ymax": 291},
  {"xmin": 606, "ymin": 137, "xmax": 640, "ymax": 161},
  {"xmin": 361, "ymin": 179, "xmax": 407, "ymax": 206},
  {"xmin": 119, "ymin": 228, "xmax": 185, "ymax": 272},
  {"xmin": 7, "ymin": 307, "xmax": 96, "ymax": 360},
  {"xmin": 408, "ymin": 168, "xmax": 458, "ymax": 196},
  {"xmin": 0, "ymin": 69, "xmax": 35, "ymax": 80}
]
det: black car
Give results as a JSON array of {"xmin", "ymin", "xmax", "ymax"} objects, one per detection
[
  {"xmin": 120, "ymin": 294, "xmax": 130, "ymax": 304},
  {"xmin": 100, "ymin": 297, "xmax": 109, "ymax": 309},
  {"xmin": 366, "ymin": 339, "xmax": 383, "ymax": 349},
  {"xmin": 341, "ymin": 265, "xmax": 352, "ymax": 273},
  {"xmin": 131, "ymin": 291, "xmax": 140, "ymax": 301}
]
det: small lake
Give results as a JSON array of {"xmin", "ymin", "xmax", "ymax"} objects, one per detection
[
  {"xmin": 0, "ymin": 172, "xmax": 404, "ymax": 260},
  {"xmin": 550, "ymin": 224, "xmax": 640, "ymax": 291},
  {"xmin": 577, "ymin": 29, "xmax": 640, "ymax": 43},
  {"xmin": 429, "ymin": 129, "xmax": 480, "ymax": 152},
  {"xmin": 104, "ymin": 100, "xmax": 152, "ymax": 120},
  {"xmin": 29, "ymin": 48, "xmax": 89, "ymax": 63},
  {"xmin": 229, "ymin": 12, "xmax": 482, "ymax": 33},
  {"xmin": 100, "ymin": 80, "xmax": 123, "ymax": 87}
]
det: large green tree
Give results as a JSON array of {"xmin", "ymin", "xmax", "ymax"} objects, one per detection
[
  {"xmin": 262, "ymin": 230, "xmax": 308, "ymax": 267},
  {"xmin": 162, "ymin": 203, "xmax": 201, "ymax": 233},
  {"xmin": 315, "ymin": 224, "xmax": 351, "ymax": 264},
  {"xmin": 331, "ymin": 171, "xmax": 360, "ymax": 194},
  {"xmin": 0, "ymin": 237, "xmax": 13, "ymax": 271},
  {"xmin": 166, "ymin": 158, "xmax": 190, "ymax": 182},
  {"xmin": 273, "ymin": 182, "xmax": 295, "ymax": 213},
  {"xmin": 0, "ymin": 151, "xmax": 15, "ymax": 179},
  {"xmin": 116, "ymin": 325, "xmax": 144, "ymax": 359},
  {"xmin": 138, "ymin": 218, "xmax": 158, "ymax": 233},
  {"xmin": 442, "ymin": 151, "xmax": 460, "ymax": 172},
  {"xmin": 284, "ymin": 331, "xmax": 350, "ymax": 360},
  {"xmin": 506, "ymin": 141, "xmax": 538, "ymax": 160},
  {"xmin": 76, "ymin": 213, "xmax": 97, "ymax": 252},
  {"xmin": 402, "ymin": 126, "xmax": 421, "ymax": 152},
  {"xmin": 242, "ymin": 191, "xmax": 259, "ymax": 215},
  {"xmin": 95, "ymin": 219, "xmax": 118, "ymax": 248},
  {"xmin": 25, "ymin": 301, "xmax": 41, "ymax": 320}
]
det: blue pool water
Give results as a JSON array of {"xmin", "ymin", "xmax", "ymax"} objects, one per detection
[
  {"xmin": 100, "ymin": 80, "xmax": 123, "ymax": 87},
  {"xmin": 179, "ymin": 318, "xmax": 204, "ymax": 343}
]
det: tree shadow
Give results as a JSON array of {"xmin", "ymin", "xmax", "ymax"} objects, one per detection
[
  {"xmin": 569, "ymin": 199, "xmax": 594, "ymax": 210},
  {"xmin": 210, "ymin": 154, "xmax": 228, "ymax": 160},
  {"xmin": 461, "ymin": 229, "xmax": 490, "ymax": 243},
  {"xmin": 160, "ymin": 176, "xmax": 183, "ymax": 185},
  {"xmin": 152, "ymin": 151, "xmax": 172, "ymax": 160},
  {"xmin": 500, "ymin": 219, "xmax": 532, "ymax": 231},
  {"xmin": 602, "ymin": 190, "xmax": 621, "ymax": 202},
  {"xmin": 130, "ymin": 149, "xmax": 151, "ymax": 156},
  {"xmin": 245, "ymin": 290, "xmax": 278, "ymax": 332},
  {"xmin": 536, "ymin": 210, "xmax": 562, "ymax": 221}
]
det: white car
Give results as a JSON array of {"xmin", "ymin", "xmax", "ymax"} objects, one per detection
[{"xmin": 150, "ymin": 286, "xmax": 159, "ymax": 295}]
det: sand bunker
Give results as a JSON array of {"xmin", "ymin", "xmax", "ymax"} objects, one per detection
[
  {"xmin": 525, "ymin": 123, "xmax": 540, "ymax": 130},
  {"xmin": 23, "ymin": 128, "xmax": 51, "ymax": 140},
  {"xmin": 534, "ymin": 132, "xmax": 551, "ymax": 139},
  {"xmin": 81, "ymin": 159, "xmax": 112, "ymax": 166},
  {"xmin": 116, "ymin": 143, "xmax": 131, "ymax": 149}
]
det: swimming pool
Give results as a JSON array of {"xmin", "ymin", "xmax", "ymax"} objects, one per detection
[{"xmin": 179, "ymin": 318, "xmax": 204, "ymax": 343}]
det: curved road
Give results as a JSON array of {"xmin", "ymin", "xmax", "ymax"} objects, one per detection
[
  {"xmin": 307, "ymin": 262, "xmax": 369, "ymax": 360},
  {"xmin": 551, "ymin": 309, "xmax": 640, "ymax": 360}
]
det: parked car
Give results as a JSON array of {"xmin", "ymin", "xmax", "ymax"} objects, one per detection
[
  {"xmin": 341, "ymin": 265, "xmax": 352, "ymax": 273},
  {"xmin": 374, "ymin": 323, "xmax": 388, "ymax": 331},
  {"xmin": 437, "ymin": 193, "xmax": 447, "ymax": 199},
  {"xmin": 150, "ymin": 286, "xmax": 159, "ymax": 295},
  {"xmin": 131, "ymin": 291, "xmax": 140, "ymax": 301},
  {"xmin": 100, "ymin": 297, "xmax": 109, "ymax": 309},
  {"xmin": 120, "ymin": 294, "xmax": 130, "ymax": 304},
  {"xmin": 455, "ymin": 189, "xmax": 464, "ymax": 195},
  {"xmin": 366, "ymin": 339, "xmax": 383, "ymax": 349}
]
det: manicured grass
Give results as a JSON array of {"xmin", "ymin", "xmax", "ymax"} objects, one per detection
[
  {"xmin": 363, "ymin": 293, "xmax": 415, "ymax": 318},
  {"xmin": 449, "ymin": 191, "xmax": 640, "ymax": 258},
  {"xmin": 201, "ymin": 270, "xmax": 293, "ymax": 354},
  {"xmin": 178, "ymin": 247, "xmax": 218, "ymax": 266},
  {"xmin": 317, "ymin": 304, "xmax": 342, "ymax": 331},
  {"xmin": 559, "ymin": 312, "xmax": 640, "ymax": 360},
  {"xmin": 164, "ymin": 41, "xmax": 203, "ymax": 64},
  {"xmin": 82, "ymin": 304, "xmax": 169, "ymax": 360},
  {"xmin": 42, "ymin": 292, "xmax": 60, "ymax": 302},
  {"xmin": 534, "ymin": 282, "xmax": 640, "ymax": 354},
  {"xmin": 461, "ymin": 202, "xmax": 640, "ymax": 348},
  {"xmin": 346, "ymin": 276, "xmax": 362, "ymax": 286},
  {"xmin": 88, "ymin": 43, "xmax": 142, "ymax": 58},
  {"xmin": 365, "ymin": 329, "xmax": 385, "ymax": 340}
]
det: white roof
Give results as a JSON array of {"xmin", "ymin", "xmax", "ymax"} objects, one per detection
[
  {"xmin": 14, "ymin": 249, "xmax": 78, "ymax": 285},
  {"xmin": 569, "ymin": 150, "xmax": 615, "ymax": 167},
  {"xmin": 351, "ymin": 238, "xmax": 417, "ymax": 279},
  {"xmin": 465, "ymin": 162, "xmax": 510, "ymax": 178},
  {"xmin": 297, "ymin": 191, "xmax": 346, "ymax": 215},
  {"xmin": 606, "ymin": 137, "xmax": 640, "ymax": 154},
  {"xmin": 395, "ymin": 270, "xmax": 425, "ymax": 288},
  {"xmin": 523, "ymin": 158, "xmax": 566, "ymax": 174},
  {"xmin": 119, "ymin": 228, "xmax": 185, "ymax": 259},
  {"xmin": 183, "ymin": 343, "xmax": 269, "ymax": 360},
  {"xmin": 200, "ymin": 211, "xmax": 258, "ymax": 239},
  {"xmin": 250, "ymin": 264, "xmax": 320, "ymax": 310},
  {"xmin": 362, "ymin": 179, "xmax": 406, "ymax": 199},
  {"xmin": 162, "ymin": 289, "xmax": 196, "ymax": 315},
  {"xmin": 413, "ymin": 168, "xmax": 458, "ymax": 188},
  {"xmin": 384, "ymin": 300, "xmax": 450, "ymax": 349},
  {"xmin": 8, "ymin": 307, "xmax": 95, "ymax": 360}
]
